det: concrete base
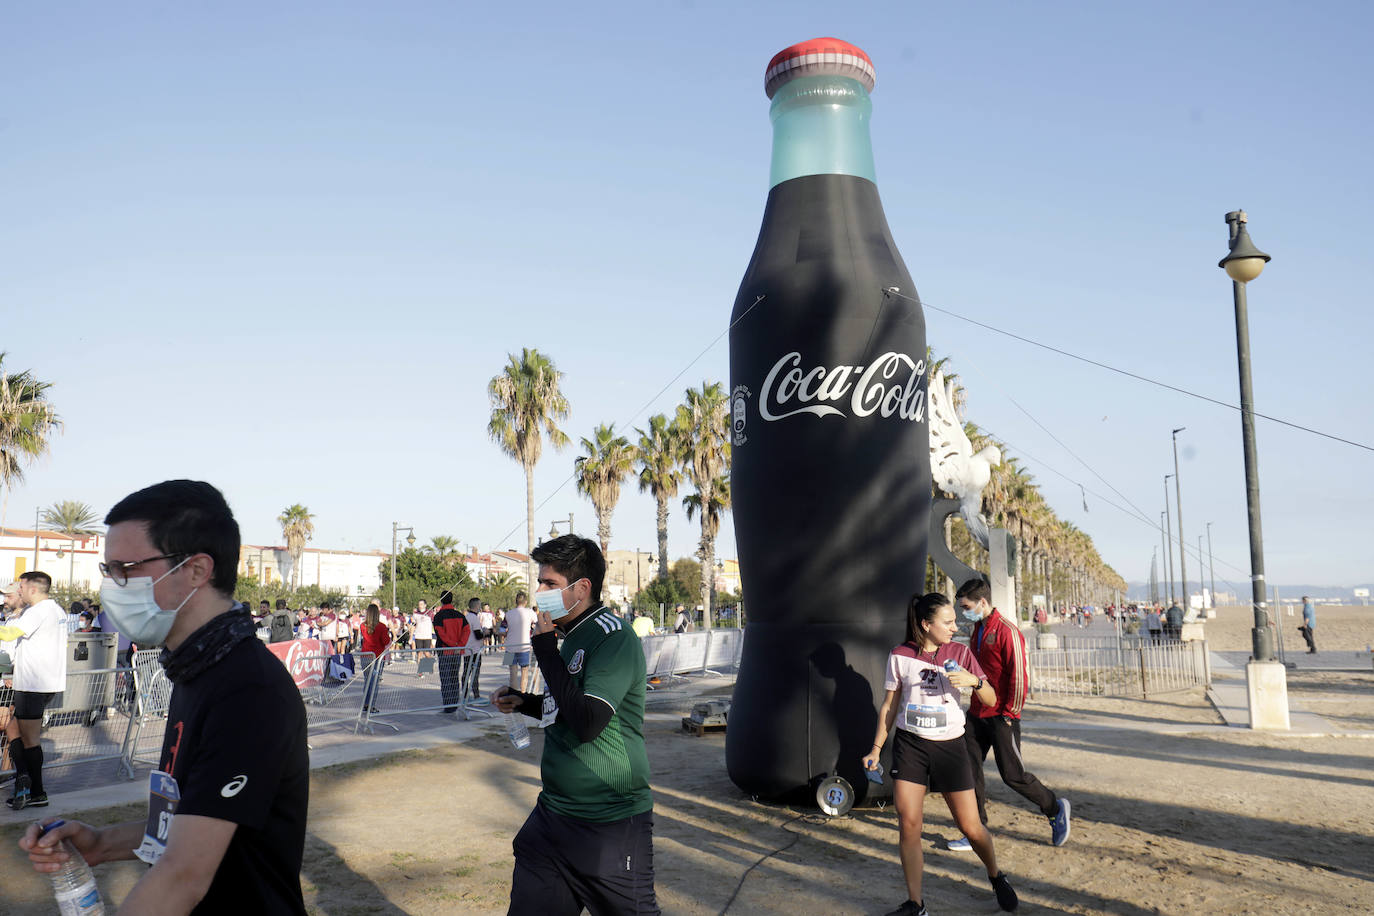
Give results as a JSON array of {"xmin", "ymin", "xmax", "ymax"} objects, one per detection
[
  {"xmin": 1206, "ymin": 609, "xmax": 1217, "ymax": 619},
  {"xmin": 1180, "ymin": 621, "xmax": 1207, "ymax": 642},
  {"xmin": 1245, "ymin": 661, "xmax": 1291, "ymax": 730}
]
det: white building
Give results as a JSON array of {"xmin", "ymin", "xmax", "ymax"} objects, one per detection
[
  {"xmin": 239, "ymin": 544, "xmax": 387, "ymax": 596},
  {"xmin": 0, "ymin": 526, "xmax": 102, "ymax": 590}
]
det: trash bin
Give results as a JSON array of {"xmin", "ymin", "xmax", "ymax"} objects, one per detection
[{"xmin": 46, "ymin": 632, "xmax": 119, "ymax": 727}]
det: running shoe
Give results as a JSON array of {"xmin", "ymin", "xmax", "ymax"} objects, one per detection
[
  {"xmin": 1050, "ymin": 798, "xmax": 1072, "ymax": 846},
  {"xmin": 26, "ymin": 793, "xmax": 48, "ymax": 808},
  {"xmin": 882, "ymin": 901, "xmax": 929, "ymax": 916},
  {"xmin": 6, "ymin": 774, "xmax": 30, "ymax": 810},
  {"xmin": 990, "ymin": 872, "xmax": 1019, "ymax": 912},
  {"xmin": 947, "ymin": 836, "xmax": 973, "ymax": 851}
]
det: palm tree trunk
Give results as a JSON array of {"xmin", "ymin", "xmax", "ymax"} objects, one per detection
[
  {"xmin": 655, "ymin": 495, "xmax": 669, "ymax": 581},
  {"xmin": 597, "ymin": 510, "xmax": 610, "ymax": 558},
  {"xmin": 524, "ymin": 460, "xmax": 538, "ymax": 592},
  {"xmin": 700, "ymin": 535, "xmax": 715, "ymax": 630},
  {"xmin": 699, "ymin": 482, "xmax": 714, "ymax": 629}
]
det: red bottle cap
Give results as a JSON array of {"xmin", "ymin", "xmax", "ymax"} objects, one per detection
[{"xmin": 764, "ymin": 38, "xmax": 876, "ymax": 99}]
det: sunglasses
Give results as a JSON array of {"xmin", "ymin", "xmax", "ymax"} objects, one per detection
[{"xmin": 98, "ymin": 553, "xmax": 188, "ymax": 586}]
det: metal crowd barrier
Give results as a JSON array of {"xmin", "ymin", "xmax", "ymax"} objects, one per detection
[
  {"xmin": 642, "ymin": 628, "xmax": 745, "ymax": 687},
  {"xmin": 1028, "ymin": 637, "xmax": 1210, "ymax": 698},
  {"xmin": 356, "ymin": 645, "xmax": 492, "ymax": 732}
]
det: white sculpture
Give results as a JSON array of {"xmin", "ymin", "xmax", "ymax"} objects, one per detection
[{"xmin": 928, "ymin": 369, "xmax": 1002, "ymax": 550}]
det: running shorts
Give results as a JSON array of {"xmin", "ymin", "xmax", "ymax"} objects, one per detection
[{"xmin": 892, "ymin": 727, "xmax": 974, "ymax": 792}]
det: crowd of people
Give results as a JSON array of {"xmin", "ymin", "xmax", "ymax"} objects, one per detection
[
  {"xmin": 10, "ymin": 480, "xmax": 663, "ymax": 915},
  {"xmin": 6, "ymin": 477, "xmax": 1098, "ymax": 915}
]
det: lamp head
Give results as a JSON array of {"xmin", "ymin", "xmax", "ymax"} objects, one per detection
[
  {"xmin": 406, "ymin": 532, "xmax": 416, "ymax": 547},
  {"xmin": 1219, "ymin": 210, "xmax": 1270, "ymax": 282}
]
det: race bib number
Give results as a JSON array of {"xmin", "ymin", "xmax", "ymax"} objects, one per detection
[
  {"xmin": 134, "ymin": 770, "xmax": 180, "ymax": 865},
  {"xmin": 905, "ymin": 703, "xmax": 948, "ymax": 735}
]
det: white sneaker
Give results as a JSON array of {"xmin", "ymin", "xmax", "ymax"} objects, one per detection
[{"xmin": 947, "ymin": 836, "xmax": 973, "ymax": 851}]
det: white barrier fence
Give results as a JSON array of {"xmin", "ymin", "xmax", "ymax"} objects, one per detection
[{"xmin": 641, "ymin": 629, "xmax": 745, "ymax": 686}]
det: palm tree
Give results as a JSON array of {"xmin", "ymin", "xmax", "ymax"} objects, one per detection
[
  {"xmin": 485, "ymin": 570, "xmax": 524, "ymax": 608},
  {"xmin": 683, "ymin": 475, "xmax": 731, "ymax": 617},
  {"xmin": 635, "ymin": 413, "xmax": 683, "ymax": 581},
  {"xmin": 277, "ymin": 504, "xmax": 315, "ymax": 589},
  {"xmin": 41, "ymin": 500, "xmax": 102, "ymax": 539},
  {"xmin": 574, "ymin": 423, "xmax": 635, "ymax": 556},
  {"xmin": 677, "ymin": 382, "xmax": 730, "ymax": 627},
  {"xmin": 41, "ymin": 500, "xmax": 102, "ymax": 587},
  {"xmin": 422, "ymin": 535, "xmax": 461, "ymax": 567},
  {"xmin": 488, "ymin": 348, "xmax": 570, "ymax": 588},
  {"xmin": 0, "ymin": 354, "xmax": 61, "ymax": 534}
]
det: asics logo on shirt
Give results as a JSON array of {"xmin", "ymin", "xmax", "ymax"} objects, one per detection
[{"xmin": 220, "ymin": 775, "xmax": 248, "ymax": 797}]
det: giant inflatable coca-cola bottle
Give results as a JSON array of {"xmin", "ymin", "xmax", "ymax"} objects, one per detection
[{"xmin": 727, "ymin": 38, "xmax": 930, "ymax": 802}]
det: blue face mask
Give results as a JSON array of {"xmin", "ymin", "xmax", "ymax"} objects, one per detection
[
  {"xmin": 960, "ymin": 605, "xmax": 983, "ymax": 623},
  {"xmin": 535, "ymin": 579, "xmax": 583, "ymax": 621}
]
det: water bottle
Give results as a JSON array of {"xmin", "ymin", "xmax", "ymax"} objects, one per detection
[
  {"xmin": 728, "ymin": 37, "xmax": 929, "ymax": 802},
  {"xmin": 943, "ymin": 659, "xmax": 960, "ymax": 674},
  {"xmin": 506, "ymin": 713, "xmax": 531, "ymax": 750},
  {"xmin": 42, "ymin": 821, "xmax": 105, "ymax": 915}
]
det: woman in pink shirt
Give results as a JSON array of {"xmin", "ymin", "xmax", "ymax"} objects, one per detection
[{"xmin": 862, "ymin": 593, "xmax": 1018, "ymax": 916}]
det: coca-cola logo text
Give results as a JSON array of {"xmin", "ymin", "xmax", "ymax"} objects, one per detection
[
  {"xmin": 759, "ymin": 351, "xmax": 927, "ymax": 422},
  {"xmin": 268, "ymin": 638, "xmax": 328, "ymax": 689}
]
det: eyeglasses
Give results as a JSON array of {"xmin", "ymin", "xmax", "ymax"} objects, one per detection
[{"xmin": 99, "ymin": 553, "xmax": 187, "ymax": 586}]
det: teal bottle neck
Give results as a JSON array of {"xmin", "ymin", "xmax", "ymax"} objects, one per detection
[{"xmin": 768, "ymin": 75, "xmax": 877, "ymax": 188}]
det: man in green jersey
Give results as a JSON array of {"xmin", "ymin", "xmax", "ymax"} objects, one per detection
[{"xmin": 491, "ymin": 535, "xmax": 658, "ymax": 915}]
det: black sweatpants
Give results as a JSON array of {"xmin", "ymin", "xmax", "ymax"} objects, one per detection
[
  {"xmin": 510, "ymin": 801, "xmax": 659, "ymax": 916},
  {"xmin": 965, "ymin": 714, "xmax": 1057, "ymax": 824}
]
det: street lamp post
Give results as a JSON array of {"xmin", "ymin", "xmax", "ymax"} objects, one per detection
[
  {"xmin": 1206, "ymin": 522, "xmax": 1217, "ymax": 610},
  {"xmin": 1218, "ymin": 209, "xmax": 1273, "ymax": 662},
  {"xmin": 391, "ymin": 522, "xmax": 416, "ymax": 613},
  {"xmin": 1164, "ymin": 475, "xmax": 1176, "ymax": 605},
  {"xmin": 547, "ymin": 514, "xmax": 574, "ymax": 541},
  {"xmin": 1172, "ymin": 427, "xmax": 1189, "ymax": 614},
  {"xmin": 1159, "ymin": 512, "xmax": 1169, "ymax": 606},
  {"xmin": 1198, "ymin": 535, "xmax": 1206, "ymax": 608},
  {"xmin": 1219, "ymin": 209, "xmax": 1288, "ymax": 729}
]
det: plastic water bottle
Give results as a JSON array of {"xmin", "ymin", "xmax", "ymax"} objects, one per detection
[
  {"xmin": 42, "ymin": 821, "xmax": 105, "ymax": 915},
  {"xmin": 506, "ymin": 713, "xmax": 531, "ymax": 750},
  {"xmin": 944, "ymin": 659, "xmax": 960, "ymax": 674}
]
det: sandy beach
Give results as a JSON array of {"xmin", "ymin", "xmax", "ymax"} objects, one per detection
[{"xmin": 2, "ymin": 606, "xmax": 1371, "ymax": 914}]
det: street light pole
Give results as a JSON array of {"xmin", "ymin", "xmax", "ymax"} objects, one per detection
[
  {"xmin": 391, "ymin": 522, "xmax": 415, "ymax": 613},
  {"xmin": 1218, "ymin": 209, "xmax": 1273, "ymax": 662},
  {"xmin": 1164, "ymin": 475, "xmax": 1176, "ymax": 605},
  {"xmin": 1172, "ymin": 427, "xmax": 1188, "ymax": 614},
  {"xmin": 1159, "ymin": 512, "xmax": 1169, "ymax": 606},
  {"xmin": 1206, "ymin": 522, "xmax": 1217, "ymax": 609}
]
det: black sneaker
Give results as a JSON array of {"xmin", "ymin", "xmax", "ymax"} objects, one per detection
[
  {"xmin": 990, "ymin": 872, "xmax": 1019, "ymax": 912},
  {"xmin": 26, "ymin": 793, "xmax": 49, "ymax": 808},
  {"xmin": 883, "ymin": 901, "xmax": 929, "ymax": 916},
  {"xmin": 6, "ymin": 774, "xmax": 30, "ymax": 810}
]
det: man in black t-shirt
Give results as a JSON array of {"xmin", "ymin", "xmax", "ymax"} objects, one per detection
[{"xmin": 21, "ymin": 480, "xmax": 309, "ymax": 914}]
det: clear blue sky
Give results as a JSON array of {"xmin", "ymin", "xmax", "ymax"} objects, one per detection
[{"xmin": 4, "ymin": 1, "xmax": 1371, "ymax": 593}]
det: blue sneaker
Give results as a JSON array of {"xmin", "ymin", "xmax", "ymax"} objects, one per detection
[
  {"xmin": 1051, "ymin": 798, "xmax": 1071, "ymax": 846},
  {"xmin": 947, "ymin": 836, "xmax": 973, "ymax": 851}
]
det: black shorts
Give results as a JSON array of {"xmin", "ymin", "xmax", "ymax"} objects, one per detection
[
  {"xmin": 13, "ymin": 691, "xmax": 57, "ymax": 720},
  {"xmin": 892, "ymin": 728, "xmax": 974, "ymax": 793}
]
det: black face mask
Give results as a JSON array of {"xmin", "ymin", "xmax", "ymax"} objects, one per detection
[{"xmin": 159, "ymin": 606, "xmax": 257, "ymax": 684}]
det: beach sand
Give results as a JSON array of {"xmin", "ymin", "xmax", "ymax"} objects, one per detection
[{"xmin": 2, "ymin": 610, "xmax": 1371, "ymax": 914}]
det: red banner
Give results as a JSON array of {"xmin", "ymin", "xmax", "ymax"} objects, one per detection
[{"xmin": 267, "ymin": 638, "xmax": 329, "ymax": 689}]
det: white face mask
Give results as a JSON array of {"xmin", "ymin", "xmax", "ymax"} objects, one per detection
[
  {"xmin": 98, "ymin": 557, "xmax": 198, "ymax": 646},
  {"xmin": 534, "ymin": 580, "xmax": 583, "ymax": 621}
]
